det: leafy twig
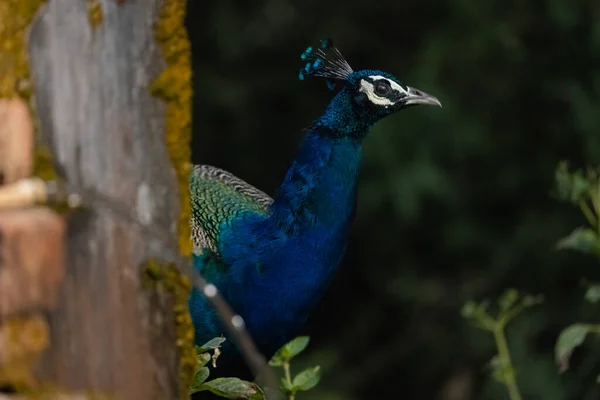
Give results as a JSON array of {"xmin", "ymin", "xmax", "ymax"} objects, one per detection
[
  {"xmin": 554, "ymin": 162, "xmax": 600, "ymax": 383},
  {"xmin": 462, "ymin": 289, "xmax": 542, "ymax": 400},
  {"xmin": 269, "ymin": 337, "xmax": 321, "ymax": 400},
  {"xmin": 493, "ymin": 322, "xmax": 521, "ymax": 400}
]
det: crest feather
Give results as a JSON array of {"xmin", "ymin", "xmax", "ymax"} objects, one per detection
[{"xmin": 298, "ymin": 39, "xmax": 353, "ymax": 90}]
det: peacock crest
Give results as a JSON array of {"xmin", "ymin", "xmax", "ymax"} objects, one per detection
[{"xmin": 298, "ymin": 39, "xmax": 354, "ymax": 90}]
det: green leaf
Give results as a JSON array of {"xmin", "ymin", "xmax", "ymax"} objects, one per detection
[
  {"xmin": 197, "ymin": 352, "xmax": 211, "ymax": 367},
  {"xmin": 498, "ymin": 288, "xmax": 519, "ymax": 312},
  {"xmin": 571, "ymin": 173, "xmax": 591, "ymax": 203},
  {"xmin": 556, "ymin": 227, "xmax": 599, "ymax": 254},
  {"xmin": 460, "ymin": 300, "xmax": 495, "ymax": 330},
  {"xmin": 555, "ymin": 324, "xmax": 598, "ymax": 372},
  {"xmin": 269, "ymin": 336, "xmax": 310, "ymax": 366},
  {"xmin": 268, "ymin": 356, "xmax": 285, "ymax": 367},
  {"xmin": 197, "ymin": 377, "xmax": 264, "ymax": 399},
  {"xmin": 554, "ymin": 162, "xmax": 591, "ymax": 203},
  {"xmin": 189, "ymin": 367, "xmax": 210, "ymax": 394},
  {"xmin": 292, "ymin": 366, "xmax": 321, "ymax": 391},
  {"xmin": 585, "ymin": 284, "xmax": 600, "ymax": 303},
  {"xmin": 522, "ymin": 294, "xmax": 544, "ymax": 307},
  {"xmin": 461, "ymin": 300, "xmax": 490, "ymax": 320},
  {"xmin": 197, "ymin": 337, "xmax": 226, "ymax": 353}
]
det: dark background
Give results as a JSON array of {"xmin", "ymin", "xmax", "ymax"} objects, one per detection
[{"xmin": 186, "ymin": 1, "xmax": 600, "ymax": 398}]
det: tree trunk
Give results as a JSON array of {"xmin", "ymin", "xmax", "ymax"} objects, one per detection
[{"xmin": 24, "ymin": 0, "xmax": 190, "ymax": 398}]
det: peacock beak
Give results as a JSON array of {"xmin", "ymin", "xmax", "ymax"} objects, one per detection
[{"xmin": 404, "ymin": 86, "xmax": 442, "ymax": 107}]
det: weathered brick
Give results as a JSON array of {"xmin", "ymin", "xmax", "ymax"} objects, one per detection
[
  {"xmin": 0, "ymin": 208, "xmax": 65, "ymax": 318},
  {"xmin": 0, "ymin": 100, "xmax": 33, "ymax": 184}
]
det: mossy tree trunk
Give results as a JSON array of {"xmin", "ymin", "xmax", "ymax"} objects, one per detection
[{"xmin": 24, "ymin": 1, "xmax": 191, "ymax": 398}]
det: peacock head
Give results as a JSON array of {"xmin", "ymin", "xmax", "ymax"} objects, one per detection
[{"xmin": 299, "ymin": 39, "xmax": 441, "ymax": 125}]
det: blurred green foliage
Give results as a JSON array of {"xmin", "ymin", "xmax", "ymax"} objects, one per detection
[
  {"xmin": 190, "ymin": 336, "xmax": 320, "ymax": 400},
  {"xmin": 190, "ymin": 337, "xmax": 266, "ymax": 398},
  {"xmin": 462, "ymin": 289, "xmax": 544, "ymax": 400},
  {"xmin": 553, "ymin": 163, "xmax": 600, "ymax": 384},
  {"xmin": 186, "ymin": 0, "xmax": 600, "ymax": 398},
  {"xmin": 269, "ymin": 336, "xmax": 321, "ymax": 399},
  {"xmin": 461, "ymin": 163, "xmax": 600, "ymax": 399}
]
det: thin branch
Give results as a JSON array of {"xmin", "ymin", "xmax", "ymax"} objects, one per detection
[
  {"xmin": 493, "ymin": 324, "xmax": 522, "ymax": 400},
  {"xmin": 282, "ymin": 362, "xmax": 295, "ymax": 400}
]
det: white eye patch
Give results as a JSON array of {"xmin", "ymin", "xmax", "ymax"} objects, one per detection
[{"xmin": 359, "ymin": 75, "xmax": 408, "ymax": 106}]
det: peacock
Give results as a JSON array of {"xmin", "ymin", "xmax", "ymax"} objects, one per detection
[{"xmin": 188, "ymin": 39, "xmax": 441, "ymax": 378}]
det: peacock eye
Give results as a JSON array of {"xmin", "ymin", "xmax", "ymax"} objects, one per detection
[{"xmin": 374, "ymin": 80, "xmax": 391, "ymax": 96}]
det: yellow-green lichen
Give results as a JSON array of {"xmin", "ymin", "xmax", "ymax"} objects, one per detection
[
  {"xmin": 152, "ymin": 0, "xmax": 193, "ymax": 257},
  {"xmin": 0, "ymin": 0, "xmax": 58, "ymax": 181},
  {"xmin": 0, "ymin": 0, "xmax": 44, "ymax": 99},
  {"xmin": 87, "ymin": 0, "xmax": 103, "ymax": 28},
  {"xmin": 0, "ymin": 4, "xmax": 57, "ymax": 392},
  {"xmin": 142, "ymin": 260, "xmax": 195, "ymax": 400},
  {"xmin": 0, "ymin": 314, "xmax": 49, "ymax": 390},
  {"xmin": 151, "ymin": 1, "xmax": 195, "ymax": 396},
  {"xmin": 33, "ymin": 146, "xmax": 57, "ymax": 181}
]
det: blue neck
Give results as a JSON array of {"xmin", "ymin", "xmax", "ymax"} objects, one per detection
[
  {"xmin": 270, "ymin": 133, "xmax": 362, "ymax": 232},
  {"xmin": 270, "ymin": 91, "xmax": 370, "ymax": 233}
]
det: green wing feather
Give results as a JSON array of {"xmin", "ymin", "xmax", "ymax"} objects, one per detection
[{"xmin": 190, "ymin": 165, "xmax": 273, "ymax": 254}]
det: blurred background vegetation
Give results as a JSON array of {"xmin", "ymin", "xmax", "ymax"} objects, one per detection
[{"xmin": 185, "ymin": 1, "xmax": 600, "ymax": 398}]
